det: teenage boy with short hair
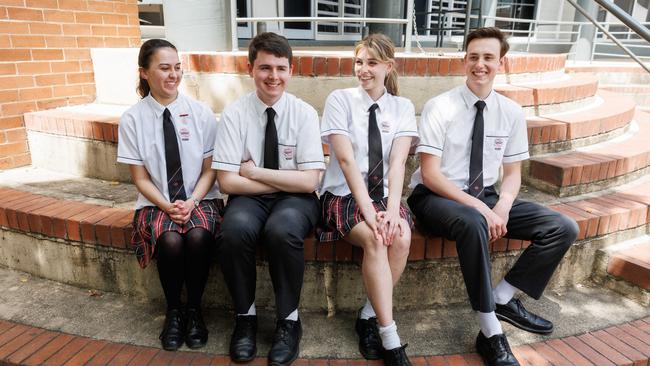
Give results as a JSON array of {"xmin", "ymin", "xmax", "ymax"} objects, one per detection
[
  {"xmin": 213, "ymin": 32, "xmax": 325, "ymax": 366},
  {"xmin": 407, "ymin": 27, "xmax": 579, "ymax": 366}
]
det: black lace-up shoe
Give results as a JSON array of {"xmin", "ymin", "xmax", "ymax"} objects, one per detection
[
  {"xmin": 383, "ymin": 344, "xmax": 412, "ymax": 366},
  {"xmin": 495, "ymin": 298, "xmax": 553, "ymax": 334},
  {"xmin": 355, "ymin": 311, "xmax": 384, "ymax": 359},
  {"xmin": 230, "ymin": 315, "xmax": 257, "ymax": 363},
  {"xmin": 475, "ymin": 332, "xmax": 520, "ymax": 366},
  {"xmin": 185, "ymin": 307, "xmax": 208, "ymax": 349},
  {"xmin": 159, "ymin": 308, "xmax": 185, "ymax": 351},
  {"xmin": 268, "ymin": 318, "xmax": 302, "ymax": 366}
]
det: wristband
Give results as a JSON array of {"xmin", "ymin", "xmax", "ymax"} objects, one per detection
[{"xmin": 189, "ymin": 195, "xmax": 200, "ymax": 208}]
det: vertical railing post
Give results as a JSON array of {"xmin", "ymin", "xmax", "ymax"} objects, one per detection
[
  {"xmin": 405, "ymin": 0, "xmax": 414, "ymax": 53},
  {"xmin": 230, "ymin": 0, "xmax": 238, "ymax": 51}
]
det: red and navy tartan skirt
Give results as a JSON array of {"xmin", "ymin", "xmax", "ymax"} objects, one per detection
[
  {"xmin": 131, "ymin": 199, "xmax": 224, "ymax": 268},
  {"xmin": 317, "ymin": 191, "xmax": 413, "ymax": 242}
]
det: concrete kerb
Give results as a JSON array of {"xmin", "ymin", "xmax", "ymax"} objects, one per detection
[{"xmin": 1, "ymin": 221, "xmax": 640, "ymax": 313}]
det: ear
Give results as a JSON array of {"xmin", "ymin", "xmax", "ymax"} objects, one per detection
[
  {"xmin": 498, "ymin": 56, "xmax": 506, "ymax": 72},
  {"xmin": 248, "ymin": 61, "xmax": 254, "ymax": 77},
  {"xmin": 139, "ymin": 67, "xmax": 148, "ymax": 80},
  {"xmin": 289, "ymin": 63, "xmax": 294, "ymax": 76}
]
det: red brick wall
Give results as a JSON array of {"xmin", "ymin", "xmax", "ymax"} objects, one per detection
[{"xmin": 0, "ymin": 0, "xmax": 141, "ymax": 169}]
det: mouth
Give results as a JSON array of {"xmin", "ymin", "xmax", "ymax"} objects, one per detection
[{"xmin": 265, "ymin": 81, "xmax": 281, "ymax": 88}]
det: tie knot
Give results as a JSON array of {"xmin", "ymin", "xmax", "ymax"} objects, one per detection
[
  {"xmin": 475, "ymin": 100, "xmax": 486, "ymax": 111},
  {"xmin": 369, "ymin": 103, "xmax": 379, "ymax": 113},
  {"xmin": 266, "ymin": 107, "xmax": 276, "ymax": 119},
  {"xmin": 163, "ymin": 108, "xmax": 171, "ymax": 118}
]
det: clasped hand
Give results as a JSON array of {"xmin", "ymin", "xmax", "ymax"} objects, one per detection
[
  {"xmin": 361, "ymin": 206, "xmax": 405, "ymax": 246},
  {"xmin": 166, "ymin": 199, "xmax": 193, "ymax": 225}
]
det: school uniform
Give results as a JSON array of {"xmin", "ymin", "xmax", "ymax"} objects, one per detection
[
  {"xmin": 407, "ymin": 84, "xmax": 578, "ymax": 312},
  {"xmin": 318, "ymin": 87, "xmax": 418, "ymax": 241},
  {"xmin": 212, "ymin": 91, "xmax": 325, "ymax": 319},
  {"xmin": 117, "ymin": 93, "xmax": 223, "ymax": 268}
]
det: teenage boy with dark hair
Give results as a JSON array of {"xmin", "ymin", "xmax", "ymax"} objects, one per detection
[
  {"xmin": 407, "ymin": 27, "xmax": 579, "ymax": 366},
  {"xmin": 212, "ymin": 32, "xmax": 325, "ymax": 366}
]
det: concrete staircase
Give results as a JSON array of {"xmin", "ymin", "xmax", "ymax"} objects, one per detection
[{"xmin": 1, "ymin": 51, "xmax": 650, "ymax": 363}]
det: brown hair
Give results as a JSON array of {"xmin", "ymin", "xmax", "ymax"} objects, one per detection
[
  {"xmin": 354, "ymin": 33, "xmax": 399, "ymax": 96},
  {"xmin": 465, "ymin": 27, "xmax": 510, "ymax": 57},
  {"xmin": 248, "ymin": 32, "xmax": 293, "ymax": 66},
  {"xmin": 137, "ymin": 38, "xmax": 177, "ymax": 98}
]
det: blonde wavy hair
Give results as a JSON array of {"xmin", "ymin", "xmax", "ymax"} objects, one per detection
[{"xmin": 354, "ymin": 33, "xmax": 399, "ymax": 96}]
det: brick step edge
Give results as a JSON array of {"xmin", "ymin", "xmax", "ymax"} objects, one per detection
[
  {"xmin": 2, "ymin": 179, "xmax": 650, "ymax": 262},
  {"xmin": 181, "ymin": 52, "xmax": 566, "ymax": 76},
  {"xmin": 0, "ymin": 317, "xmax": 649, "ymax": 365},
  {"xmin": 529, "ymin": 110, "xmax": 650, "ymax": 193},
  {"xmin": 607, "ymin": 242, "xmax": 650, "ymax": 291}
]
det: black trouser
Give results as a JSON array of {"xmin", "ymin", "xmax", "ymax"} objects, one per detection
[
  {"xmin": 408, "ymin": 184, "xmax": 578, "ymax": 313},
  {"xmin": 218, "ymin": 193, "xmax": 320, "ymax": 319}
]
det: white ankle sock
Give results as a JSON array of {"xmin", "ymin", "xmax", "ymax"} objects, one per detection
[
  {"xmin": 378, "ymin": 321, "xmax": 401, "ymax": 350},
  {"xmin": 360, "ymin": 298, "xmax": 376, "ymax": 320},
  {"xmin": 493, "ymin": 279, "xmax": 518, "ymax": 305},
  {"xmin": 237, "ymin": 302, "xmax": 256, "ymax": 317},
  {"xmin": 478, "ymin": 311, "xmax": 503, "ymax": 338},
  {"xmin": 285, "ymin": 309, "xmax": 299, "ymax": 321}
]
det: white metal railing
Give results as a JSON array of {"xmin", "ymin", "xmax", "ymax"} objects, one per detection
[{"xmin": 229, "ymin": 0, "xmax": 415, "ymax": 52}]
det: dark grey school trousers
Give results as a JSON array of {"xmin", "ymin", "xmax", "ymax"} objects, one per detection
[
  {"xmin": 408, "ymin": 184, "xmax": 579, "ymax": 312},
  {"xmin": 218, "ymin": 192, "xmax": 320, "ymax": 319}
]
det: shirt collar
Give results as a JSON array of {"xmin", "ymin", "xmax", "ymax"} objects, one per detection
[
  {"xmin": 460, "ymin": 84, "xmax": 496, "ymax": 112},
  {"xmin": 145, "ymin": 93, "xmax": 183, "ymax": 119},
  {"xmin": 358, "ymin": 86, "xmax": 389, "ymax": 113},
  {"xmin": 252, "ymin": 92, "xmax": 287, "ymax": 120}
]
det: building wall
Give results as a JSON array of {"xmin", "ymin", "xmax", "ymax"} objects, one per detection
[{"xmin": 0, "ymin": 0, "xmax": 141, "ymax": 169}]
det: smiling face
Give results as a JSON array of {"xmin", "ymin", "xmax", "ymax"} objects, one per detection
[
  {"xmin": 139, "ymin": 47, "xmax": 181, "ymax": 106},
  {"xmin": 464, "ymin": 37, "xmax": 503, "ymax": 98},
  {"xmin": 249, "ymin": 50, "xmax": 293, "ymax": 106},
  {"xmin": 355, "ymin": 46, "xmax": 391, "ymax": 100}
]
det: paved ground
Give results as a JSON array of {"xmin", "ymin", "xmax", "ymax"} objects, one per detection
[{"xmin": 1, "ymin": 266, "xmax": 649, "ymax": 359}]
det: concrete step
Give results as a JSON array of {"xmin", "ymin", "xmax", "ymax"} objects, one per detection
[
  {"xmin": 566, "ymin": 61, "xmax": 650, "ymax": 85},
  {"xmin": 601, "ymin": 84, "xmax": 650, "ymax": 108},
  {"xmin": 592, "ymin": 235, "xmax": 650, "ymax": 306},
  {"xmin": 93, "ymin": 48, "xmax": 570, "ymax": 116},
  {"xmin": 494, "ymin": 73, "xmax": 598, "ymax": 108},
  {"xmin": 527, "ymin": 109, "xmax": 650, "ymax": 196},
  {"xmin": 24, "ymin": 91, "xmax": 620, "ymax": 182},
  {"xmin": 527, "ymin": 90, "xmax": 636, "ymax": 155},
  {"xmin": 2, "ymin": 168, "xmax": 650, "ymax": 310},
  {"xmin": 0, "ymin": 266, "xmax": 649, "ymax": 361}
]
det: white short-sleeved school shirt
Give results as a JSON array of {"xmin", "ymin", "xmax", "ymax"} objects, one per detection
[
  {"xmin": 320, "ymin": 87, "xmax": 419, "ymax": 197},
  {"xmin": 409, "ymin": 84, "xmax": 529, "ymax": 190},
  {"xmin": 211, "ymin": 91, "xmax": 325, "ymax": 174},
  {"xmin": 117, "ymin": 93, "xmax": 221, "ymax": 209}
]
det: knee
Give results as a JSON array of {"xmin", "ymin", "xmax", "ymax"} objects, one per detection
[
  {"xmin": 555, "ymin": 214, "xmax": 579, "ymax": 246},
  {"xmin": 221, "ymin": 212, "xmax": 258, "ymax": 244},
  {"xmin": 361, "ymin": 235, "xmax": 387, "ymax": 257},
  {"xmin": 185, "ymin": 228, "xmax": 214, "ymax": 252},
  {"xmin": 157, "ymin": 231, "xmax": 184, "ymax": 258},
  {"xmin": 391, "ymin": 222, "xmax": 411, "ymax": 256},
  {"xmin": 263, "ymin": 225, "xmax": 302, "ymax": 252}
]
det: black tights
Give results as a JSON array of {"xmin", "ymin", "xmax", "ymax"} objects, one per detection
[{"xmin": 156, "ymin": 228, "xmax": 214, "ymax": 310}]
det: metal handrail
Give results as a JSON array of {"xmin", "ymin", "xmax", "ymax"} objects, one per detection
[{"xmin": 566, "ymin": 0, "xmax": 650, "ymax": 73}]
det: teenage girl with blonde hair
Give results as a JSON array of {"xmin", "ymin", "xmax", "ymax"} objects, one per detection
[{"xmin": 318, "ymin": 33, "xmax": 417, "ymax": 366}]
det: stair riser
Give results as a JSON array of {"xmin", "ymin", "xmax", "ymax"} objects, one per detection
[
  {"xmin": 0, "ymin": 227, "xmax": 607, "ymax": 312},
  {"xmin": 27, "ymin": 131, "xmax": 131, "ymax": 183},
  {"xmin": 591, "ymin": 248, "xmax": 650, "ymax": 306},
  {"xmin": 525, "ymin": 161, "xmax": 650, "ymax": 197}
]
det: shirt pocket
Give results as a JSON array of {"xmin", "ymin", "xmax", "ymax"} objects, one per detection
[
  {"xmin": 484, "ymin": 130, "xmax": 509, "ymax": 163},
  {"xmin": 278, "ymin": 142, "xmax": 297, "ymax": 170}
]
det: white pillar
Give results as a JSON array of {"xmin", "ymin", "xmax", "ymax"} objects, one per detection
[{"xmin": 162, "ymin": 0, "xmax": 233, "ymax": 51}]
